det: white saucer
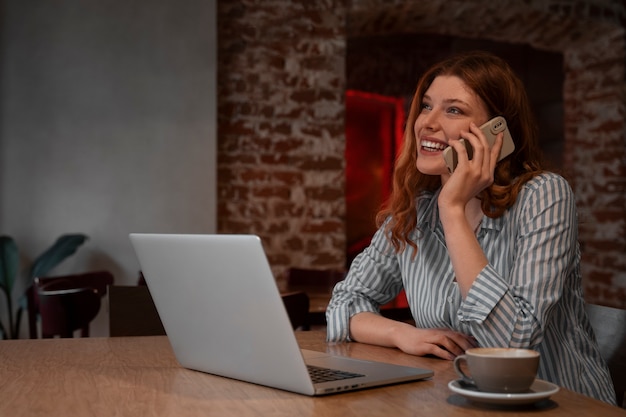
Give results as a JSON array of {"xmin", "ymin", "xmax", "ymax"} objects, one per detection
[{"xmin": 448, "ymin": 379, "xmax": 559, "ymax": 405}]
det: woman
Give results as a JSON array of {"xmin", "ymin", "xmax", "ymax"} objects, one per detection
[{"xmin": 326, "ymin": 51, "xmax": 616, "ymax": 404}]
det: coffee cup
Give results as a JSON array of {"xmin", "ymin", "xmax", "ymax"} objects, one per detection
[{"xmin": 453, "ymin": 347, "xmax": 540, "ymax": 393}]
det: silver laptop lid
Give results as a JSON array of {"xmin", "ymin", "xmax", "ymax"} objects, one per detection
[{"xmin": 129, "ymin": 233, "xmax": 316, "ymax": 395}]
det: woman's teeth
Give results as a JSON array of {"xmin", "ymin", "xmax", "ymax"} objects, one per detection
[{"xmin": 421, "ymin": 140, "xmax": 446, "ymax": 152}]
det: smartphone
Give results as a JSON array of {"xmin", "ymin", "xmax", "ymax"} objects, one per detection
[{"xmin": 442, "ymin": 116, "xmax": 515, "ymax": 173}]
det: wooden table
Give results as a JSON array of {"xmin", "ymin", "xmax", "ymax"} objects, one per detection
[{"xmin": 0, "ymin": 331, "xmax": 624, "ymax": 416}]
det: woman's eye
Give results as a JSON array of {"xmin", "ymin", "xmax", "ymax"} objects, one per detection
[
  {"xmin": 448, "ymin": 107, "xmax": 462, "ymax": 115},
  {"xmin": 421, "ymin": 103, "xmax": 432, "ymax": 111}
]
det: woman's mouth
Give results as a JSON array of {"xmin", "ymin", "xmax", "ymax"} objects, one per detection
[{"xmin": 421, "ymin": 139, "xmax": 447, "ymax": 152}]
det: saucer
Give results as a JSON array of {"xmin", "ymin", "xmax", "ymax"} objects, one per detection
[{"xmin": 448, "ymin": 379, "xmax": 559, "ymax": 405}]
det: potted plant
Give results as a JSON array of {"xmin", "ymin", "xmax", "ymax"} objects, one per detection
[{"xmin": 0, "ymin": 233, "xmax": 88, "ymax": 339}]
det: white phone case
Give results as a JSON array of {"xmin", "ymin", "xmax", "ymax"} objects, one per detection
[{"xmin": 442, "ymin": 116, "xmax": 515, "ymax": 173}]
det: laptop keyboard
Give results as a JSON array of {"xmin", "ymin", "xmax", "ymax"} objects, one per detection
[{"xmin": 307, "ymin": 365, "xmax": 365, "ymax": 383}]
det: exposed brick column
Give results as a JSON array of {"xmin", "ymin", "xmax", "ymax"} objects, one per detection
[
  {"xmin": 217, "ymin": 1, "xmax": 348, "ymax": 286},
  {"xmin": 564, "ymin": 30, "xmax": 626, "ymax": 305}
]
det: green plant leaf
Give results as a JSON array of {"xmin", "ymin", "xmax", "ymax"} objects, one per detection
[
  {"xmin": 0, "ymin": 236, "xmax": 19, "ymax": 295},
  {"xmin": 29, "ymin": 234, "xmax": 88, "ymax": 279}
]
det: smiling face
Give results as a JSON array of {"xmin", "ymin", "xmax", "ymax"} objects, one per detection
[{"xmin": 414, "ymin": 75, "xmax": 490, "ymax": 177}]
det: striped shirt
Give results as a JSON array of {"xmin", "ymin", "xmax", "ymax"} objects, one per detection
[{"xmin": 326, "ymin": 172, "xmax": 616, "ymax": 404}]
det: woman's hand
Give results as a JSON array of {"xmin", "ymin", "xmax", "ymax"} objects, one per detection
[
  {"xmin": 439, "ymin": 122, "xmax": 504, "ymax": 209},
  {"xmin": 392, "ymin": 326, "xmax": 478, "ymax": 360},
  {"xmin": 349, "ymin": 312, "xmax": 477, "ymax": 361}
]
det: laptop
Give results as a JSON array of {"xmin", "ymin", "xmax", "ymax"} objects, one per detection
[{"xmin": 129, "ymin": 233, "xmax": 433, "ymax": 396}]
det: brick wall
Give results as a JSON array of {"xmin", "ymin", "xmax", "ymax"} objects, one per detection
[
  {"xmin": 217, "ymin": 0, "xmax": 626, "ymax": 307},
  {"xmin": 217, "ymin": 1, "xmax": 348, "ymax": 287}
]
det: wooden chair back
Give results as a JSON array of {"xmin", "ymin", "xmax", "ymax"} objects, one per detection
[
  {"xmin": 37, "ymin": 285, "xmax": 101, "ymax": 338},
  {"xmin": 285, "ymin": 267, "xmax": 345, "ymax": 294},
  {"xmin": 28, "ymin": 270, "xmax": 114, "ymax": 338}
]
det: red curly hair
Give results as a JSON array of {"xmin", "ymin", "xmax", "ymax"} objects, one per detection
[{"xmin": 377, "ymin": 51, "xmax": 545, "ymax": 254}]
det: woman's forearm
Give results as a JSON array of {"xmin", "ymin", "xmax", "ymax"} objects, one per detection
[{"xmin": 349, "ymin": 311, "xmax": 414, "ymax": 348}]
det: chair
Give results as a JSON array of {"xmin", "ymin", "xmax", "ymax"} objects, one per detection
[
  {"xmin": 585, "ymin": 303, "xmax": 626, "ymax": 407},
  {"xmin": 285, "ymin": 267, "xmax": 413, "ymax": 325},
  {"xmin": 108, "ymin": 285, "xmax": 166, "ymax": 337},
  {"xmin": 37, "ymin": 285, "xmax": 101, "ymax": 338},
  {"xmin": 27, "ymin": 270, "xmax": 114, "ymax": 338},
  {"xmin": 285, "ymin": 268, "xmax": 346, "ymax": 327},
  {"xmin": 285, "ymin": 267, "xmax": 346, "ymax": 294},
  {"xmin": 281, "ymin": 291, "xmax": 310, "ymax": 330}
]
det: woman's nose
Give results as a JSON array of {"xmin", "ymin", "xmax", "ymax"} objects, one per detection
[{"xmin": 421, "ymin": 110, "xmax": 441, "ymax": 131}]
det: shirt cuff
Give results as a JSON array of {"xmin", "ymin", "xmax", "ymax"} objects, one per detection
[
  {"xmin": 326, "ymin": 298, "xmax": 380, "ymax": 342},
  {"xmin": 458, "ymin": 264, "xmax": 508, "ymax": 323}
]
